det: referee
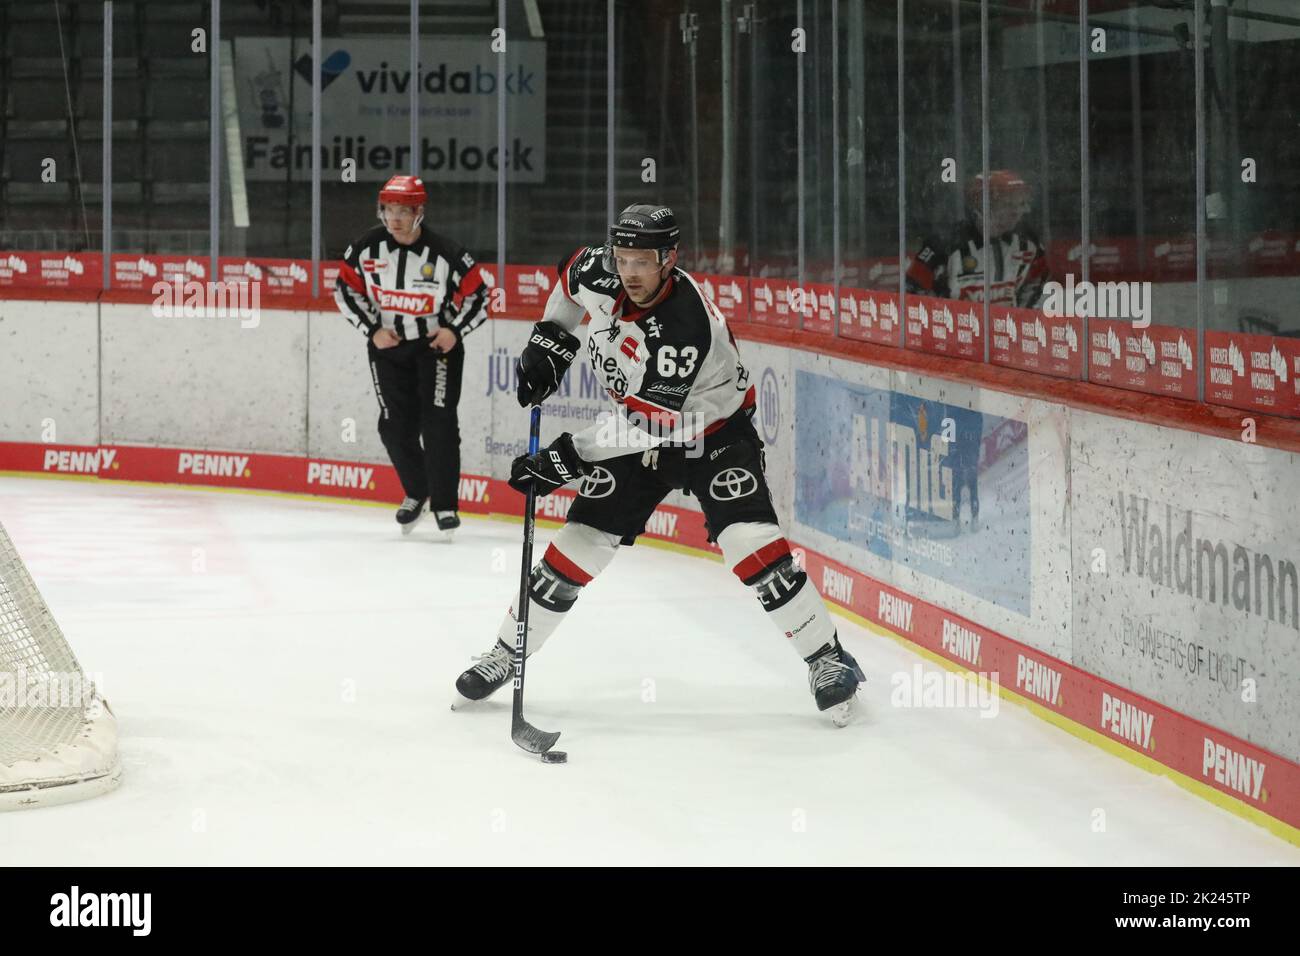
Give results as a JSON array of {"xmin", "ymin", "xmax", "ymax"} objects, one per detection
[{"xmin": 334, "ymin": 175, "xmax": 489, "ymax": 534}]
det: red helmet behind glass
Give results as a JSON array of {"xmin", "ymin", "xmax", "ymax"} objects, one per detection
[{"xmin": 965, "ymin": 170, "xmax": 1030, "ymax": 211}]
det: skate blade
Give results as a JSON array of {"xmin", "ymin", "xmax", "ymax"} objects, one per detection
[
  {"xmin": 399, "ymin": 509, "xmax": 427, "ymax": 536},
  {"xmin": 829, "ymin": 696, "xmax": 858, "ymax": 728}
]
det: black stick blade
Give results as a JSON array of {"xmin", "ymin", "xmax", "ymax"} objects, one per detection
[{"xmin": 512, "ymin": 716, "xmax": 561, "ymax": 755}]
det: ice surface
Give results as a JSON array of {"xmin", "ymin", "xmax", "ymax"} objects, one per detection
[{"xmin": 1, "ymin": 476, "xmax": 1295, "ymax": 865}]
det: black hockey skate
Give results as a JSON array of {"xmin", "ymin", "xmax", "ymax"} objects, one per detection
[
  {"xmin": 434, "ymin": 510, "xmax": 461, "ymax": 534},
  {"xmin": 452, "ymin": 640, "xmax": 516, "ymax": 707},
  {"xmin": 806, "ymin": 638, "xmax": 866, "ymax": 727},
  {"xmin": 396, "ymin": 496, "xmax": 426, "ymax": 534}
]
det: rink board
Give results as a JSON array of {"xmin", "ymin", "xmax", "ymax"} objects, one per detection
[{"xmin": 1, "ymin": 297, "xmax": 1299, "ymax": 842}]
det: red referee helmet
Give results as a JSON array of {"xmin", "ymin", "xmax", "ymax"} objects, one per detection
[{"xmin": 378, "ymin": 175, "xmax": 427, "ymax": 207}]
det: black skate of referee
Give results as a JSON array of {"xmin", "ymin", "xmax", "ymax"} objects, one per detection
[
  {"xmin": 334, "ymin": 175, "xmax": 488, "ymax": 535},
  {"xmin": 453, "ymin": 203, "xmax": 866, "ymax": 725}
]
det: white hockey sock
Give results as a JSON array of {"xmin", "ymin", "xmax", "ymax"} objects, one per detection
[
  {"xmin": 747, "ymin": 558, "xmax": 838, "ymax": 660},
  {"xmin": 494, "ymin": 523, "xmax": 619, "ymax": 655},
  {"xmin": 718, "ymin": 522, "xmax": 838, "ymax": 660},
  {"xmin": 495, "ymin": 561, "xmax": 577, "ymax": 654}
]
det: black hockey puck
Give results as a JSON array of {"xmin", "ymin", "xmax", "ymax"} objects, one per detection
[{"xmin": 540, "ymin": 751, "xmax": 568, "ymax": 764}]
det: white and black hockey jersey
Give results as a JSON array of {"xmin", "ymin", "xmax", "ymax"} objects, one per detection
[
  {"xmin": 545, "ymin": 245, "xmax": 756, "ymax": 462},
  {"xmin": 334, "ymin": 224, "xmax": 489, "ymax": 342},
  {"xmin": 905, "ymin": 218, "xmax": 1050, "ymax": 308}
]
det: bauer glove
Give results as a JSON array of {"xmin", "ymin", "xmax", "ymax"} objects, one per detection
[
  {"xmin": 516, "ymin": 321, "xmax": 580, "ymax": 407},
  {"xmin": 508, "ymin": 433, "xmax": 591, "ymax": 495}
]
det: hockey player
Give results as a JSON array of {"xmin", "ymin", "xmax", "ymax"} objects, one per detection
[
  {"xmin": 905, "ymin": 170, "xmax": 1049, "ymax": 309},
  {"xmin": 453, "ymin": 203, "xmax": 866, "ymax": 725},
  {"xmin": 335, "ymin": 175, "xmax": 489, "ymax": 535}
]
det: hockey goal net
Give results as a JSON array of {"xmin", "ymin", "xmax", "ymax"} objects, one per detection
[{"xmin": 0, "ymin": 520, "xmax": 120, "ymax": 809}]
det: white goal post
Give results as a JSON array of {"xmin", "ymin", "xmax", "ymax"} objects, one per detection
[{"xmin": 0, "ymin": 520, "xmax": 120, "ymax": 810}]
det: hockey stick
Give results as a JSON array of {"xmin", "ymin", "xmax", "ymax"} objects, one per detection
[{"xmin": 511, "ymin": 405, "xmax": 564, "ymax": 759}]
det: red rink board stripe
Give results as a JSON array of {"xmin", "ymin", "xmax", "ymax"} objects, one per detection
[{"xmin": 0, "ymin": 441, "xmax": 710, "ymax": 544}]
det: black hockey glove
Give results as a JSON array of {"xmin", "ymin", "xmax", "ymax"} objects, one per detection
[
  {"xmin": 516, "ymin": 321, "xmax": 580, "ymax": 408},
  {"xmin": 508, "ymin": 433, "xmax": 591, "ymax": 496}
]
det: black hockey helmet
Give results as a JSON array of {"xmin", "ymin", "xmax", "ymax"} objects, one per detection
[{"xmin": 604, "ymin": 203, "xmax": 680, "ymax": 270}]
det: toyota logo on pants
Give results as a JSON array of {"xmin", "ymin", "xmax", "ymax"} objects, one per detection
[
  {"xmin": 579, "ymin": 466, "xmax": 617, "ymax": 499},
  {"xmin": 709, "ymin": 468, "xmax": 758, "ymax": 501}
]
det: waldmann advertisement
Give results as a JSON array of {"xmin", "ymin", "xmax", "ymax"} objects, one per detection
[{"xmin": 1071, "ymin": 411, "xmax": 1300, "ymax": 762}]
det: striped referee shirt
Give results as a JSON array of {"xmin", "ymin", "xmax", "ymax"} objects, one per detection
[{"xmin": 334, "ymin": 224, "xmax": 489, "ymax": 343}]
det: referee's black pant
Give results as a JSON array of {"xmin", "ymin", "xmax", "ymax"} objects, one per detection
[{"xmin": 368, "ymin": 337, "xmax": 464, "ymax": 512}]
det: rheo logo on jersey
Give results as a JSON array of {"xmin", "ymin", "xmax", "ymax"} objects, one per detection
[
  {"xmin": 177, "ymin": 453, "xmax": 250, "ymax": 478},
  {"xmin": 587, "ymin": 335, "xmax": 629, "ymax": 398},
  {"xmin": 307, "ymin": 462, "xmax": 375, "ymax": 490},
  {"xmin": 709, "ymin": 468, "xmax": 757, "ymax": 501},
  {"xmin": 578, "ymin": 466, "xmax": 616, "ymax": 499}
]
